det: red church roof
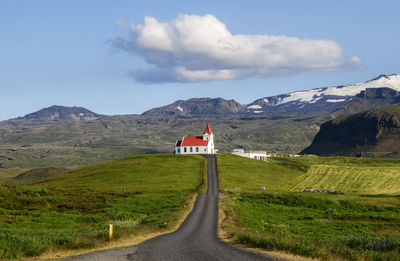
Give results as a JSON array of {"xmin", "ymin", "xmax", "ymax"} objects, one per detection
[
  {"xmin": 204, "ymin": 123, "xmax": 212, "ymax": 134},
  {"xmin": 175, "ymin": 140, "xmax": 182, "ymax": 147},
  {"xmin": 181, "ymin": 136, "xmax": 209, "ymax": 147}
]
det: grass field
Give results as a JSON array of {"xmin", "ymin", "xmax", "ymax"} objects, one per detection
[
  {"xmin": 0, "ymin": 154, "xmax": 205, "ymax": 259},
  {"xmin": 218, "ymin": 154, "xmax": 400, "ymax": 260},
  {"xmin": 218, "ymin": 154, "xmax": 400, "ymax": 194}
]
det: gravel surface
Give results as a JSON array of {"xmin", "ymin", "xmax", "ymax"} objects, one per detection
[{"xmin": 62, "ymin": 155, "xmax": 272, "ymax": 261}]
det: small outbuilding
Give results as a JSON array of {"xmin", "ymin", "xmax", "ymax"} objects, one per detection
[{"xmin": 231, "ymin": 149, "xmax": 269, "ymax": 161}]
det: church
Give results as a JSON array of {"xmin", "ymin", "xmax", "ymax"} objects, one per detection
[{"xmin": 175, "ymin": 123, "xmax": 215, "ymax": 154}]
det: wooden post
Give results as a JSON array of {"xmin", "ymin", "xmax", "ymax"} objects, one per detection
[{"xmin": 109, "ymin": 224, "xmax": 113, "ymax": 240}]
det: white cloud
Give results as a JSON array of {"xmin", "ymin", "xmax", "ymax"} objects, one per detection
[{"xmin": 112, "ymin": 14, "xmax": 361, "ymax": 83}]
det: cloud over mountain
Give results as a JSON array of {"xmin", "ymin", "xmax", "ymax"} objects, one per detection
[{"xmin": 112, "ymin": 14, "xmax": 360, "ymax": 83}]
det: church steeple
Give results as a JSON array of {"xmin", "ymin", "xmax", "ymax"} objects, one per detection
[{"xmin": 204, "ymin": 123, "xmax": 212, "ymax": 135}]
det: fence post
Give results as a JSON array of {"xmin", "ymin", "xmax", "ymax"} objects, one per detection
[{"xmin": 109, "ymin": 224, "xmax": 113, "ymax": 240}]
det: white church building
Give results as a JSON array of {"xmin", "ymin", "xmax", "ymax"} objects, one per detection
[{"xmin": 175, "ymin": 123, "xmax": 215, "ymax": 154}]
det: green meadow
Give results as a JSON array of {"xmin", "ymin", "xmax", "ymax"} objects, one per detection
[
  {"xmin": 218, "ymin": 154, "xmax": 400, "ymax": 260},
  {"xmin": 0, "ymin": 154, "xmax": 205, "ymax": 259}
]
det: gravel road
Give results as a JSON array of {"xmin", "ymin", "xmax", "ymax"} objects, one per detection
[{"xmin": 62, "ymin": 155, "xmax": 272, "ymax": 261}]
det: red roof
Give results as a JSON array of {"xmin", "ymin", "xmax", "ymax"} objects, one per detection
[
  {"xmin": 204, "ymin": 123, "xmax": 212, "ymax": 134},
  {"xmin": 181, "ymin": 136, "xmax": 208, "ymax": 147},
  {"xmin": 175, "ymin": 140, "xmax": 182, "ymax": 146}
]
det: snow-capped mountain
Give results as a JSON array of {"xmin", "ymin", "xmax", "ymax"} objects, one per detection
[{"xmin": 246, "ymin": 74, "xmax": 400, "ymax": 114}]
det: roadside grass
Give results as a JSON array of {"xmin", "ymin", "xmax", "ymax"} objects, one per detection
[
  {"xmin": 218, "ymin": 154, "xmax": 400, "ymax": 260},
  {"xmin": 0, "ymin": 155, "xmax": 205, "ymax": 259}
]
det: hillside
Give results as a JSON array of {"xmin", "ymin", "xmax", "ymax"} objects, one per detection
[
  {"xmin": 301, "ymin": 103, "xmax": 400, "ymax": 156},
  {"xmin": 37, "ymin": 154, "xmax": 205, "ymax": 192},
  {"xmin": 7, "ymin": 167, "xmax": 67, "ymax": 185},
  {"xmin": 333, "ymin": 87, "xmax": 400, "ymax": 116},
  {"xmin": 17, "ymin": 105, "xmax": 105, "ymax": 122},
  {"xmin": 142, "ymin": 98, "xmax": 246, "ymax": 116}
]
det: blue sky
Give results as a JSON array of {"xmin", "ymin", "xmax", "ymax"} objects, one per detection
[{"xmin": 1, "ymin": 0, "xmax": 399, "ymax": 120}]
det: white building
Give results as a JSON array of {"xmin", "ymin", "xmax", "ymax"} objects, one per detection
[
  {"xmin": 175, "ymin": 123, "xmax": 215, "ymax": 154},
  {"xmin": 231, "ymin": 149, "xmax": 269, "ymax": 161}
]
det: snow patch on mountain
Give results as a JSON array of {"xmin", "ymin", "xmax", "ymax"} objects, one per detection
[
  {"xmin": 247, "ymin": 105, "xmax": 262, "ymax": 109},
  {"xmin": 277, "ymin": 74, "xmax": 400, "ymax": 106},
  {"xmin": 176, "ymin": 105, "xmax": 183, "ymax": 112},
  {"xmin": 326, "ymin": 99, "xmax": 346, "ymax": 103}
]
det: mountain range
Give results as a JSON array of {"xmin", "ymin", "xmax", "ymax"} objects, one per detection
[
  {"xmin": 143, "ymin": 74, "xmax": 400, "ymax": 117},
  {"xmin": 10, "ymin": 73, "xmax": 400, "ymax": 122}
]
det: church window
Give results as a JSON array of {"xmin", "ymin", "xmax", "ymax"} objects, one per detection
[
  {"xmin": 196, "ymin": 147, "xmax": 199, "ymax": 152},
  {"xmin": 190, "ymin": 147, "xmax": 193, "ymax": 152},
  {"xmin": 184, "ymin": 147, "xmax": 187, "ymax": 152}
]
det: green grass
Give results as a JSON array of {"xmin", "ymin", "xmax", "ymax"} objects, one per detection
[
  {"xmin": 217, "ymin": 154, "xmax": 307, "ymax": 193},
  {"xmin": 37, "ymin": 154, "xmax": 205, "ymax": 192},
  {"xmin": 218, "ymin": 154, "xmax": 400, "ymax": 195},
  {"xmin": 0, "ymin": 154, "xmax": 205, "ymax": 259},
  {"xmin": 218, "ymin": 154, "xmax": 400, "ymax": 260},
  {"xmin": 225, "ymin": 193, "xmax": 400, "ymax": 260}
]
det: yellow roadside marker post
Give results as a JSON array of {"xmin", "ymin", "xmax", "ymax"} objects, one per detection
[{"xmin": 109, "ymin": 224, "xmax": 113, "ymax": 240}]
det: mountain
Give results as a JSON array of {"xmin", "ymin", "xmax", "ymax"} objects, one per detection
[
  {"xmin": 301, "ymin": 103, "xmax": 400, "ymax": 157},
  {"xmin": 246, "ymin": 74, "xmax": 400, "ymax": 115},
  {"xmin": 17, "ymin": 105, "xmax": 105, "ymax": 122},
  {"xmin": 142, "ymin": 98, "xmax": 246, "ymax": 116},
  {"xmin": 333, "ymin": 87, "xmax": 400, "ymax": 116}
]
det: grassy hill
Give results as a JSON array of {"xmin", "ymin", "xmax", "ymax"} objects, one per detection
[
  {"xmin": 0, "ymin": 155, "xmax": 205, "ymax": 259},
  {"xmin": 218, "ymin": 154, "xmax": 400, "ymax": 260},
  {"xmin": 37, "ymin": 154, "xmax": 205, "ymax": 192}
]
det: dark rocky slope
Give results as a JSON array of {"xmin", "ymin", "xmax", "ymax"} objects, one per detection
[{"xmin": 301, "ymin": 103, "xmax": 400, "ymax": 157}]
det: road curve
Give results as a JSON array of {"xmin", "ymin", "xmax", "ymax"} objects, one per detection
[{"xmin": 63, "ymin": 155, "xmax": 271, "ymax": 261}]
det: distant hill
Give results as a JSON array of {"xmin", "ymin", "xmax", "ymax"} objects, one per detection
[
  {"xmin": 17, "ymin": 105, "xmax": 105, "ymax": 121},
  {"xmin": 142, "ymin": 98, "xmax": 246, "ymax": 116},
  {"xmin": 301, "ymin": 103, "xmax": 400, "ymax": 157}
]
